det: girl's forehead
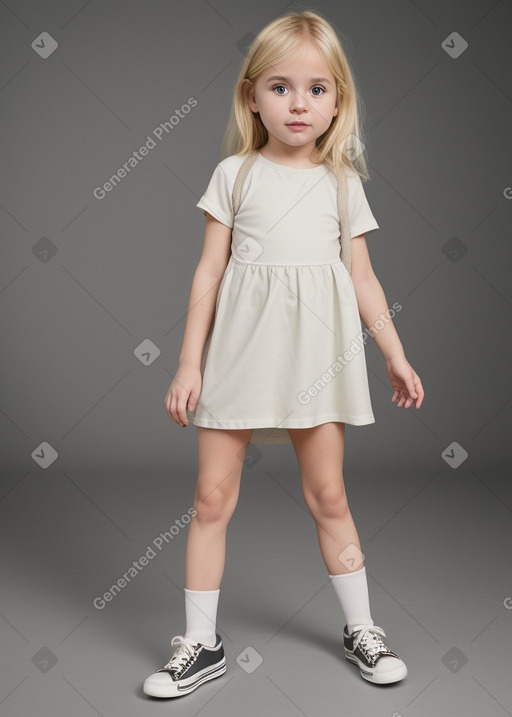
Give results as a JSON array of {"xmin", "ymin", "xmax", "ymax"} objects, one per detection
[
  {"xmin": 258, "ymin": 43, "xmax": 334, "ymax": 81},
  {"xmin": 256, "ymin": 65, "xmax": 336, "ymax": 87}
]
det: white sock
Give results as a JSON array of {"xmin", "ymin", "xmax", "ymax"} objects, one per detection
[
  {"xmin": 328, "ymin": 566, "xmax": 374, "ymax": 634},
  {"xmin": 183, "ymin": 588, "xmax": 219, "ymax": 647}
]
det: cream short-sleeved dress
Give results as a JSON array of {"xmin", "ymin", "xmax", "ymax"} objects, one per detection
[{"xmin": 187, "ymin": 151, "xmax": 380, "ymax": 445}]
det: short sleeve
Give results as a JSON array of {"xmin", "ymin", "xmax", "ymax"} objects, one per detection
[
  {"xmin": 196, "ymin": 163, "xmax": 234, "ymax": 228},
  {"xmin": 348, "ymin": 173, "xmax": 379, "ymax": 238}
]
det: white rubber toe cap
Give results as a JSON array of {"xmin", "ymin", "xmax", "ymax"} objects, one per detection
[{"xmin": 372, "ymin": 656, "xmax": 408, "ymax": 683}]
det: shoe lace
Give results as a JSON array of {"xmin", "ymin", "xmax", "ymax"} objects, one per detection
[
  {"xmin": 163, "ymin": 635, "xmax": 199, "ymax": 676},
  {"xmin": 352, "ymin": 624, "xmax": 389, "ymax": 662}
]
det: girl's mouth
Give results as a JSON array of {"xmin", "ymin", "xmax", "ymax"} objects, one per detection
[{"xmin": 287, "ymin": 123, "xmax": 309, "ymax": 131}]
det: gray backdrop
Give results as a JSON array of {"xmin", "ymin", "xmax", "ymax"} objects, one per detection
[{"xmin": 1, "ymin": 1, "xmax": 511, "ymax": 716}]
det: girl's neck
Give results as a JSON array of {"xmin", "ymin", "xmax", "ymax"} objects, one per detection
[{"xmin": 258, "ymin": 145, "xmax": 322, "ymax": 170}]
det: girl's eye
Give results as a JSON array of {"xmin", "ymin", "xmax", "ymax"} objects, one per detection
[{"xmin": 272, "ymin": 85, "xmax": 326, "ymax": 96}]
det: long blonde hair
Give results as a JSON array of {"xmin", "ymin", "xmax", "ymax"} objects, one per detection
[{"xmin": 221, "ymin": 9, "xmax": 371, "ymax": 182}]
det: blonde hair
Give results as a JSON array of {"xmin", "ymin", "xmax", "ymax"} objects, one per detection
[{"xmin": 221, "ymin": 9, "xmax": 371, "ymax": 182}]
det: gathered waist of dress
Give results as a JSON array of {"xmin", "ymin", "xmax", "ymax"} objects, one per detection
[{"xmin": 229, "ymin": 254, "xmax": 342, "ymax": 268}]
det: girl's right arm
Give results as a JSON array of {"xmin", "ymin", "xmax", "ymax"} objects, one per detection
[{"xmin": 165, "ymin": 212, "xmax": 232, "ymax": 427}]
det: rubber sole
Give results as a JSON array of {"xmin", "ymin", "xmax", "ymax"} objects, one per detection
[
  {"xmin": 143, "ymin": 657, "xmax": 227, "ymax": 698},
  {"xmin": 344, "ymin": 649, "xmax": 407, "ymax": 684}
]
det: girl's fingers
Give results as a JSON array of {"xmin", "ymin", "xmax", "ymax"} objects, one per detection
[
  {"xmin": 390, "ymin": 370, "xmax": 424, "ymax": 409},
  {"xmin": 177, "ymin": 398, "xmax": 188, "ymax": 426},
  {"xmin": 169, "ymin": 395, "xmax": 178, "ymax": 423},
  {"xmin": 413, "ymin": 377, "xmax": 424, "ymax": 408}
]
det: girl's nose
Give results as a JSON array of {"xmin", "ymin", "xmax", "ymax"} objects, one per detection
[{"xmin": 289, "ymin": 91, "xmax": 309, "ymax": 111}]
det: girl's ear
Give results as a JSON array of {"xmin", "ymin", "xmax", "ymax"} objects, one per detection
[{"xmin": 243, "ymin": 79, "xmax": 258, "ymax": 113}]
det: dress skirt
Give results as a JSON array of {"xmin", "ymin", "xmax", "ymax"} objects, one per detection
[{"xmin": 187, "ymin": 254, "xmax": 375, "ymax": 445}]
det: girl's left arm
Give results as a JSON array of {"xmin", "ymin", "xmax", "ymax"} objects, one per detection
[{"xmin": 350, "ymin": 235, "xmax": 424, "ymax": 410}]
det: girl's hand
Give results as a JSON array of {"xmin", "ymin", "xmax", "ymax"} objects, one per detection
[
  {"xmin": 165, "ymin": 364, "xmax": 202, "ymax": 427},
  {"xmin": 385, "ymin": 354, "xmax": 424, "ymax": 409}
]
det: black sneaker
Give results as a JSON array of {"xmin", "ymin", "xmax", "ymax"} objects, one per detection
[
  {"xmin": 343, "ymin": 623, "xmax": 407, "ymax": 684},
  {"xmin": 143, "ymin": 634, "xmax": 226, "ymax": 698}
]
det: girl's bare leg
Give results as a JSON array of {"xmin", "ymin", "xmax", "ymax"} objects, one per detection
[
  {"xmin": 185, "ymin": 426, "xmax": 253, "ymax": 590},
  {"xmin": 288, "ymin": 422, "xmax": 363, "ymax": 575}
]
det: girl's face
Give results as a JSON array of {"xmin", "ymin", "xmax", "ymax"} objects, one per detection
[{"xmin": 246, "ymin": 41, "xmax": 338, "ymax": 154}]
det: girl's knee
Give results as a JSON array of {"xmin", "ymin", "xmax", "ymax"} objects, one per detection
[
  {"xmin": 304, "ymin": 481, "xmax": 349, "ymax": 520},
  {"xmin": 193, "ymin": 484, "xmax": 237, "ymax": 524}
]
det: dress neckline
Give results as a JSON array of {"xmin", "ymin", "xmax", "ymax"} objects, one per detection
[{"xmin": 257, "ymin": 152, "xmax": 326, "ymax": 173}]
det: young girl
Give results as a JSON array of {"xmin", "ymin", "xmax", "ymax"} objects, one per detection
[{"xmin": 143, "ymin": 10, "xmax": 424, "ymax": 698}]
